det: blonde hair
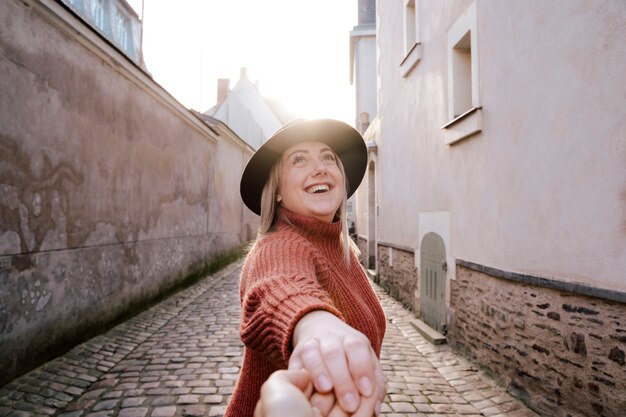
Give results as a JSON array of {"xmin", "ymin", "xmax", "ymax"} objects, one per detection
[{"xmin": 256, "ymin": 150, "xmax": 359, "ymax": 266}]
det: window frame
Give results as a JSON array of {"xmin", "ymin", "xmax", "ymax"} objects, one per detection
[
  {"xmin": 442, "ymin": 1, "xmax": 482, "ymax": 145},
  {"xmin": 400, "ymin": 0, "xmax": 421, "ymax": 77}
]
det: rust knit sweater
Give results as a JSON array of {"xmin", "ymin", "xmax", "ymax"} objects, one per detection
[{"xmin": 224, "ymin": 208, "xmax": 387, "ymax": 417}]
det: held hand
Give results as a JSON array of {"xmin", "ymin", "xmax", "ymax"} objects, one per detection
[
  {"xmin": 310, "ymin": 389, "xmax": 383, "ymax": 417},
  {"xmin": 254, "ymin": 369, "xmax": 322, "ymax": 417},
  {"xmin": 289, "ymin": 311, "xmax": 386, "ymax": 416}
]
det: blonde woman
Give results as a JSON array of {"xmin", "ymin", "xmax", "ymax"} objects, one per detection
[{"xmin": 226, "ymin": 119, "xmax": 386, "ymax": 417}]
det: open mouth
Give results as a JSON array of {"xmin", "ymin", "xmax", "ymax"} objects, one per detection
[{"xmin": 306, "ymin": 184, "xmax": 331, "ymax": 194}]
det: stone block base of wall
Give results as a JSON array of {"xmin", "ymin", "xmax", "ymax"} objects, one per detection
[
  {"xmin": 376, "ymin": 244, "xmax": 417, "ymax": 312},
  {"xmin": 450, "ymin": 262, "xmax": 626, "ymax": 417},
  {"xmin": 355, "ymin": 236, "xmax": 368, "ymax": 268}
]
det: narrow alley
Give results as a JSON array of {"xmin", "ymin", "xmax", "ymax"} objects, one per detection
[{"xmin": 0, "ymin": 261, "xmax": 537, "ymax": 417}]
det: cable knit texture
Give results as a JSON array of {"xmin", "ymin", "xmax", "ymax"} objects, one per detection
[{"xmin": 224, "ymin": 208, "xmax": 387, "ymax": 417}]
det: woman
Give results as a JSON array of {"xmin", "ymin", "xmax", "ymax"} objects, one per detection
[{"xmin": 226, "ymin": 119, "xmax": 387, "ymax": 417}]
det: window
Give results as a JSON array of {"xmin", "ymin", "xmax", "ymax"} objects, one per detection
[
  {"xmin": 443, "ymin": 2, "xmax": 482, "ymax": 145},
  {"xmin": 451, "ymin": 31, "xmax": 472, "ymax": 118},
  {"xmin": 91, "ymin": 0, "xmax": 104, "ymax": 30},
  {"xmin": 115, "ymin": 9, "xmax": 130, "ymax": 52},
  {"xmin": 400, "ymin": 0, "xmax": 421, "ymax": 77}
]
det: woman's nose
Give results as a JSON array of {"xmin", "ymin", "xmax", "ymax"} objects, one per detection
[{"xmin": 311, "ymin": 162, "xmax": 327, "ymax": 176}]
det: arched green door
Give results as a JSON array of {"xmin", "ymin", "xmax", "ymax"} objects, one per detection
[{"xmin": 420, "ymin": 232, "xmax": 446, "ymax": 332}]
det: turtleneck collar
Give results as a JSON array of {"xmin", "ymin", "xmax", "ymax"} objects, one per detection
[{"xmin": 276, "ymin": 207, "xmax": 342, "ymax": 240}]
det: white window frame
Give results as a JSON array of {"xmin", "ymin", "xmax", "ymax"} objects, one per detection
[
  {"xmin": 400, "ymin": 0, "xmax": 421, "ymax": 77},
  {"xmin": 442, "ymin": 1, "xmax": 482, "ymax": 145}
]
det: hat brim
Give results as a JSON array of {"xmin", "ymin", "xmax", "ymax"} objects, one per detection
[{"xmin": 240, "ymin": 119, "xmax": 367, "ymax": 216}]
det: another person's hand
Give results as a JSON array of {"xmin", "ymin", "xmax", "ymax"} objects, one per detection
[
  {"xmin": 254, "ymin": 369, "xmax": 323, "ymax": 417},
  {"xmin": 289, "ymin": 311, "xmax": 386, "ymax": 416}
]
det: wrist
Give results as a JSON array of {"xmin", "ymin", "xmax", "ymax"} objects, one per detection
[{"xmin": 292, "ymin": 310, "xmax": 337, "ymax": 347}]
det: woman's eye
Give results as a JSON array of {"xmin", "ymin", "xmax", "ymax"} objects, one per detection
[
  {"xmin": 322, "ymin": 153, "xmax": 336, "ymax": 162},
  {"xmin": 292, "ymin": 155, "xmax": 306, "ymax": 164}
]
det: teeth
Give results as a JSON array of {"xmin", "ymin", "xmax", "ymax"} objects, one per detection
[{"xmin": 307, "ymin": 184, "xmax": 330, "ymax": 193}]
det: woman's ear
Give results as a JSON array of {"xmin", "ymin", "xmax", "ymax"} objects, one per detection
[{"xmin": 276, "ymin": 194, "xmax": 282, "ymax": 202}]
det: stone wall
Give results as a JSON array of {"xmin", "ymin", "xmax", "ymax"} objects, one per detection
[
  {"xmin": 376, "ymin": 244, "xmax": 417, "ymax": 312},
  {"xmin": 0, "ymin": 0, "xmax": 255, "ymax": 385},
  {"xmin": 449, "ymin": 263, "xmax": 626, "ymax": 417},
  {"xmin": 355, "ymin": 236, "xmax": 368, "ymax": 267}
]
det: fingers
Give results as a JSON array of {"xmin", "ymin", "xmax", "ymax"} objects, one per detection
[
  {"xmin": 319, "ymin": 337, "xmax": 361, "ymax": 413},
  {"xmin": 292, "ymin": 335, "xmax": 382, "ymax": 414},
  {"xmin": 344, "ymin": 335, "xmax": 376, "ymax": 397},
  {"xmin": 373, "ymin": 356, "xmax": 386, "ymax": 402},
  {"xmin": 288, "ymin": 354, "xmax": 304, "ymax": 371},
  {"xmin": 310, "ymin": 391, "xmax": 335, "ymax": 416},
  {"xmin": 368, "ymin": 354, "xmax": 386, "ymax": 417},
  {"xmin": 257, "ymin": 360, "xmax": 385, "ymax": 417},
  {"xmin": 351, "ymin": 390, "xmax": 378, "ymax": 417},
  {"xmin": 327, "ymin": 334, "xmax": 381, "ymax": 415},
  {"xmin": 291, "ymin": 311, "xmax": 386, "ymax": 416},
  {"xmin": 275, "ymin": 369, "xmax": 314, "ymax": 394},
  {"xmin": 345, "ymin": 355, "xmax": 386, "ymax": 417},
  {"xmin": 256, "ymin": 369, "xmax": 316, "ymax": 417},
  {"xmin": 327, "ymin": 404, "xmax": 351, "ymax": 417},
  {"xmin": 295, "ymin": 339, "xmax": 334, "ymax": 392}
]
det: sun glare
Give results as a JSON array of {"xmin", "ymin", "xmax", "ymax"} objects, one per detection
[{"xmin": 137, "ymin": 0, "xmax": 357, "ymax": 124}]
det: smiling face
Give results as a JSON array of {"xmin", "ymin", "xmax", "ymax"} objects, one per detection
[{"xmin": 277, "ymin": 141, "xmax": 345, "ymax": 223}]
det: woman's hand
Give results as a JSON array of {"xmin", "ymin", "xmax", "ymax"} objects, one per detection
[{"xmin": 289, "ymin": 310, "xmax": 386, "ymax": 416}]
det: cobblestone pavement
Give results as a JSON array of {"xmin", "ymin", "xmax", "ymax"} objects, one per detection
[{"xmin": 0, "ymin": 260, "xmax": 538, "ymax": 417}]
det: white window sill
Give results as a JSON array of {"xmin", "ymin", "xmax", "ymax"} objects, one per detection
[
  {"xmin": 441, "ymin": 107, "xmax": 482, "ymax": 145},
  {"xmin": 400, "ymin": 43, "xmax": 422, "ymax": 77}
]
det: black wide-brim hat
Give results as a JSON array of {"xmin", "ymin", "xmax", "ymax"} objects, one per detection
[{"xmin": 240, "ymin": 118, "xmax": 368, "ymax": 216}]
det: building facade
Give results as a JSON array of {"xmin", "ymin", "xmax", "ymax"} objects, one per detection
[
  {"xmin": 355, "ymin": 1, "xmax": 626, "ymax": 416},
  {"xmin": 350, "ymin": 0, "xmax": 378, "ymax": 243},
  {"xmin": 350, "ymin": 0, "xmax": 377, "ymax": 134},
  {"xmin": 205, "ymin": 68, "xmax": 293, "ymax": 150},
  {"xmin": 60, "ymin": 0, "xmax": 144, "ymax": 66}
]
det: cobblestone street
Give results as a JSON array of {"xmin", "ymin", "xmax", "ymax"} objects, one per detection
[{"xmin": 0, "ymin": 261, "xmax": 537, "ymax": 417}]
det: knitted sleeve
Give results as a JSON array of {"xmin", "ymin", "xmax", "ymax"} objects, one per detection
[{"xmin": 239, "ymin": 234, "xmax": 344, "ymax": 367}]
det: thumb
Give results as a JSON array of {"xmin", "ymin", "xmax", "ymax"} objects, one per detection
[{"xmin": 282, "ymin": 369, "xmax": 312, "ymax": 392}]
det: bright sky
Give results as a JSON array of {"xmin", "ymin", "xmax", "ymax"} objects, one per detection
[{"xmin": 127, "ymin": 0, "xmax": 358, "ymax": 124}]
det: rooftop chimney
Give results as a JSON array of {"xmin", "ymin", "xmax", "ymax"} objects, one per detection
[
  {"xmin": 240, "ymin": 67, "xmax": 248, "ymax": 79},
  {"xmin": 358, "ymin": 0, "xmax": 376, "ymax": 25},
  {"xmin": 217, "ymin": 78, "xmax": 230, "ymax": 103}
]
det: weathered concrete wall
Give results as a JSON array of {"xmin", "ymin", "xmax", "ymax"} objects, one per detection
[
  {"xmin": 450, "ymin": 264, "xmax": 626, "ymax": 417},
  {"xmin": 0, "ymin": 0, "xmax": 255, "ymax": 385}
]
